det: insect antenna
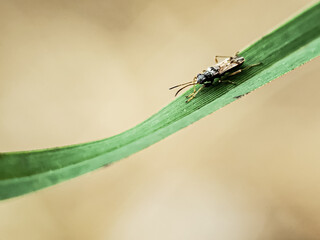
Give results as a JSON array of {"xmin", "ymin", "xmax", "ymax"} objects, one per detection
[
  {"xmin": 169, "ymin": 81, "xmax": 193, "ymax": 90},
  {"xmin": 174, "ymin": 83, "xmax": 196, "ymax": 96}
]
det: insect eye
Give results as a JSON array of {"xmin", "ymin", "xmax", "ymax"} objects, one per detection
[{"xmin": 196, "ymin": 74, "xmax": 206, "ymax": 84}]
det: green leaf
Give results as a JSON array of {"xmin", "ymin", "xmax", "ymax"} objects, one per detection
[{"xmin": 1, "ymin": 2, "xmax": 320, "ymax": 200}]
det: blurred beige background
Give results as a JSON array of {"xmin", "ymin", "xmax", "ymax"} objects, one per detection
[{"xmin": 0, "ymin": 0, "xmax": 319, "ymax": 239}]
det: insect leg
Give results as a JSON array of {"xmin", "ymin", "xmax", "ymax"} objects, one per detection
[
  {"xmin": 227, "ymin": 69, "xmax": 242, "ymax": 77},
  {"xmin": 228, "ymin": 62, "xmax": 261, "ymax": 76},
  {"xmin": 215, "ymin": 51, "xmax": 241, "ymax": 63},
  {"xmin": 186, "ymin": 85, "xmax": 204, "ymax": 103},
  {"xmin": 186, "ymin": 77, "xmax": 198, "ymax": 98},
  {"xmin": 215, "ymin": 55, "xmax": 233, "ymax": 63}
]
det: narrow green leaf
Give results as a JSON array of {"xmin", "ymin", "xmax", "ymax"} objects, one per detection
[{"xmin": 1, "ymin": 2, "xmax": 320, "ymax": 200}]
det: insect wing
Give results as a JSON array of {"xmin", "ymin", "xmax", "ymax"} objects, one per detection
[{"xmin": 217, "ymin": 59, "xmax": 240, "ymax": 74}]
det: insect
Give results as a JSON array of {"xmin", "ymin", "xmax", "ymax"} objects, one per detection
[{"xmin": 169, "ymin": 52, "xmax": 260, "ymax": 102}]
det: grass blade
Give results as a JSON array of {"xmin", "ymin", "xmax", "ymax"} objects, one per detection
[{"xmin": 1, "ymin": 2, "xmax": 320, "ymax": 200}]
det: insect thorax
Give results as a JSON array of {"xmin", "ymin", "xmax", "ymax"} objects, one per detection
[{"xmin": 196, "ymin": 66, "xmax": 220, "ymax": 84}]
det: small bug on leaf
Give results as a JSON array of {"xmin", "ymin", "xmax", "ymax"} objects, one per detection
[{"xmin": 169, "ymin": 52, "xmax": 261, "ymax": 102}]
